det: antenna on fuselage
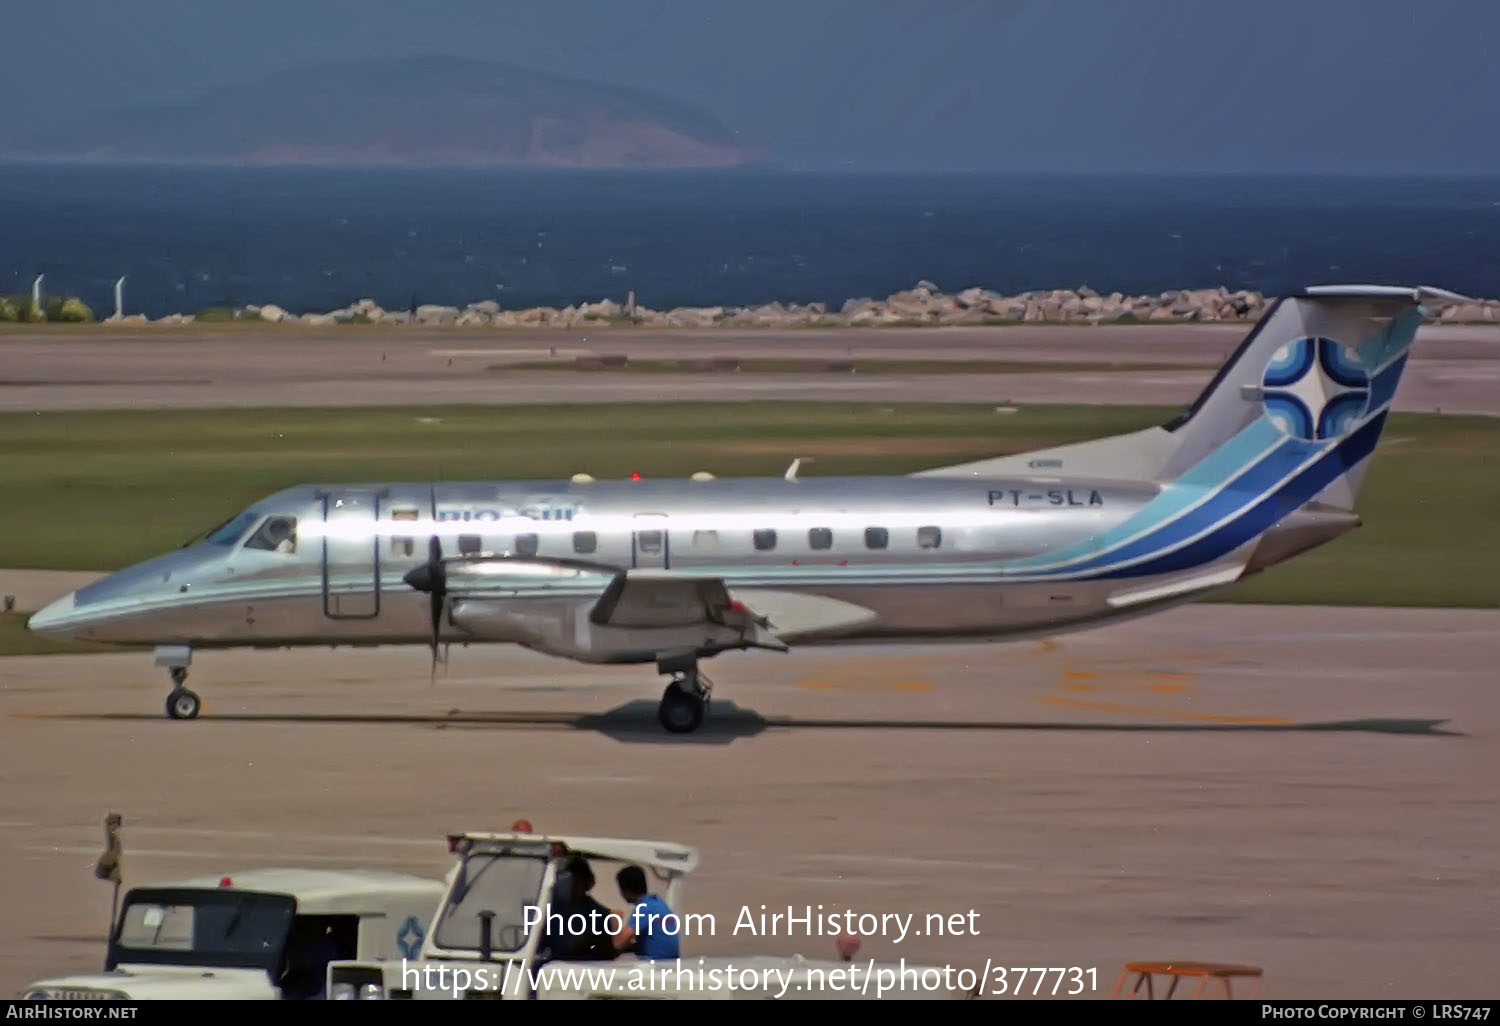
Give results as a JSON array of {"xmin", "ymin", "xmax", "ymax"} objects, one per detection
[{"xmin": 784, "ymin": 457, "xmax": 813, "ymax": 481}]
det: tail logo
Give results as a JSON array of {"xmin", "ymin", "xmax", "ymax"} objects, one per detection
[{"xmin": 1260, "ymin": 336, "xmax": 1370, "ymax": 441}]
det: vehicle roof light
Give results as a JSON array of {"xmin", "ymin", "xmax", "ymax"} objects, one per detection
[
  {"xmin": 630, "ymin": 473, "xmax": 641, "ymax": 481},
  {"xmin": 447, "ymin": 834, "xmax": 462, "ymax": 853},
  {"xmin": 511, "ymin": 819, "xmax": 533, "ymax": 833},
  {"xmin": 219, "ymin": 876, "xmax": 232, "ymax": 887}
]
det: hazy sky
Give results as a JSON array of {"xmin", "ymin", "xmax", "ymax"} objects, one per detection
[{"xmin": 4, "ymin": 0, "xmax": 1497, "ymax": 172}]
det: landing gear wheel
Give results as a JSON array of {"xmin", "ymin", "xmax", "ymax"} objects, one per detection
[
  {"xmin": 166, "ymin": 688, "xmax": 200, "ymax": 720},
  {"xmin": 658, "ymin": 680, "xmax": 705, "ymax": 734}
]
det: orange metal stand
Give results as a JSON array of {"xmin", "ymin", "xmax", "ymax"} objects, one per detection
[{"xmin": 1111, "ymin": 961, "xmax": 1264, "ymax": 999}]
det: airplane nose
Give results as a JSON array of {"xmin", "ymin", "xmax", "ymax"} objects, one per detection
[{"xmin": 27, "ymin": 591, "xmax": 78, "ymax": 638}]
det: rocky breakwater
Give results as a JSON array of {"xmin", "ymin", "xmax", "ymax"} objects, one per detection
[{"xmin": 138, "ymin": 282, "xmax": 1500, "ymax": 327}]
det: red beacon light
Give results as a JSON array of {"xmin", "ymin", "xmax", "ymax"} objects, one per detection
[
  {"xmin": 511, "ymin": 819, "xmax": 533, "ymax": 833},
  {"xmin": 630, "ymin": 473, "xmax": 641, "ymax": 481},
  {"xmin": 219, "ymin": 876, "xmax": 232, "ymax": 888}
]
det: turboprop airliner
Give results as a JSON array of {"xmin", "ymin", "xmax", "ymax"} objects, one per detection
[{"xmin": 27, "ymin": 284, "xmax": 1455, "ymax": 733}]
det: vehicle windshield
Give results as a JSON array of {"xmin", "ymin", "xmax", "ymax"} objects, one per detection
[
  {"xmin": 200, "ymin": 510, "xmax": 261, "ymax": 546},
  {"xmin": 108, "ymin": 889, "xmax": 296, "ymax": 972},
  {"xmin": 432, "ymin": 853, "xmax": 548, "ymax": 954}
]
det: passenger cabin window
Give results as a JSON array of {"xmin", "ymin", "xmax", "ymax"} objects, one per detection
[
  {"xmin": 458, "ymin": 534, "xmax": 482, "ymax": 555},
  {"xmin": 515, "ymin": 533, "xmax": 539, "ymax": 557},
  {"xmin": 692, "ymin": 530, "xmax": 718, "ymax": 553},
  {"xmin": 573, "ymin": 531, "xmax": 597, "ymax": 554},
  {"xmin": 637, "ymin": 530, "xmax": 663, "ymax": 554},
  {"xmin": 808, "ymin": 527, "xmax": 833, "ymax": 550},
  {"xmin": 243, "ymin": 515, "xmax": 298, "ymax": 554},
  {"xmin": 753, "ymin": 528, "xmax": 777, "ymax": 551},
  {"xmin": 917, "ymin": 526, "xmax": 942, "ymax": 549},
  {"xmin": 864, "ymin": 527, "xmax": 888, "ymax": 549}
]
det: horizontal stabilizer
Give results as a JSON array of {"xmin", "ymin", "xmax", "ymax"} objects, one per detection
[{"xmin": 1104, "ymin": 562, "xmax": 1246, "ymax": 608}]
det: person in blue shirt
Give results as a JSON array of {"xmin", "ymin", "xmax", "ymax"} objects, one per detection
[{"xmin": 616, "ymin": 864, "xmax": 680, "ymax": 960}]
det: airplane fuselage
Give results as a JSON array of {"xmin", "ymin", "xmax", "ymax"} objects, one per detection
[{"xmin": 32, "ymin": 472, "xmax": 1353, "ymax": 658}]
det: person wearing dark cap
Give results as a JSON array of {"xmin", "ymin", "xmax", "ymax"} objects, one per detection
[{"xmin": 543, "ymin": 855, "xmax": 629, "ymax": 962}]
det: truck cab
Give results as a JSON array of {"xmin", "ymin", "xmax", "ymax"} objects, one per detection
[
  {"xmin": 329, "ymin": 827, "xmax": 977, "ymax": 1000},
  {"xmin": 19, "ymin": 868, "xmax": 445, "ymax": 1001}
]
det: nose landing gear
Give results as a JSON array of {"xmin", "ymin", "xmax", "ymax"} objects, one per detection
[
  {"xmin": 166, "ymin": 668, "xmax": 201, "ymax": 720},
  {"xmin": 156, "ymin": 646, "xmax": 200, "ymax": 720}
]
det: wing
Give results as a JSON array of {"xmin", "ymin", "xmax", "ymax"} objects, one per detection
[
  {"xmin": 587, "ymin": 570, "xmax": 787, "ymax": 651},
  {"xmin": 427, "ymin": 556, "xmax": 879, "ymax": 660},
  {"xmin": 590, "ymin": 571, "xmax": 747, "ymax": 628}
]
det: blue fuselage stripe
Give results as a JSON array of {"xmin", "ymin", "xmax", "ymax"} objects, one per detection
[
  {"xmin": 1002, "ymin": 417, "xmax": 1285, "ymax": 571},
  {"xmin": 1088, "ymin": 410, "xmax": 1387, "ymax": 579},
  {"xmin": 1032, "ymin": 434, "xmax": 1317, "ymax": 576}
]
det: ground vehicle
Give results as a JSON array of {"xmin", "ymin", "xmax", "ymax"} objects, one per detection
[
  {"xmin": 19, "ymin": 868, "xmax": 445, "ymax": 1000},
  {"xmin": 327, "ymin": 827, "xmax": 977, "ymax": 999}
]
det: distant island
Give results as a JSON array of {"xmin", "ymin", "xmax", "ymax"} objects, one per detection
[{"xmin": 1, "ymin": 56, "xmax": 760, "ymax": 169}]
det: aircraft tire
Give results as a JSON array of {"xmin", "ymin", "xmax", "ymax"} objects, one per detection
[
  {"xmin": 658, "ymin": 682, "xmax": 704, "ymax": 734},
  {"xmin": 166, "ymin": 688, "xmax": 201, "ymax": 720}
]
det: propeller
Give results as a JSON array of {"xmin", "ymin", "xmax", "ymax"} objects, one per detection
[{"xmin": 403, "ymin": 508, "xmax": 450, "ymax": 682}]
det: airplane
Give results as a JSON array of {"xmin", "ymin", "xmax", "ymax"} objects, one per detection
[{"xmin": 26, "ymin": 284, "xmax": 1457, "ymax": 734}]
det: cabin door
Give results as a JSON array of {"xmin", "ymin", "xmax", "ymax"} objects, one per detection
[
  {"xmin": 321, "ymin": 489, "xmax": 382, "ymax": 619},
  {"xmin": 631, "ymin": 513, "xmax": 670, "ymax": 570}
]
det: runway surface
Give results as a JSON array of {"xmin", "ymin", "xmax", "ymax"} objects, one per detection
[
  {"xmin": 2, "ymin": 603, "xmax": 1497, "ymax": 999},
  {"xmin": 2, "ymin": 323, "xmax": 1496, "ymax": 414}
]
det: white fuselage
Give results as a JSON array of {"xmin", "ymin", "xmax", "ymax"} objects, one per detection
[{"xmin": 27, "ymin": 474, "xmax": 1353, "ymax": 661}]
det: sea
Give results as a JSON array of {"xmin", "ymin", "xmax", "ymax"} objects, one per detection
[{"xmin": 2, "ymin": 163, "xmax": 1498, "ymax": 319}]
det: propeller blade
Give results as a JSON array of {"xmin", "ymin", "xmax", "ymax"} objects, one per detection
[
  {"xmin": 402, "ymin": 531, "xmax": 448, "ymax": 684},
  {"xmin": 426, "ymin": 489, "xmax": 443, "ymax": 684}
]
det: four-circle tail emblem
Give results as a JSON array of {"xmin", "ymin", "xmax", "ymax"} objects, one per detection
[{"xmin": 1261, "ymin": 336, "xmax": 1370, "ymax": 441}]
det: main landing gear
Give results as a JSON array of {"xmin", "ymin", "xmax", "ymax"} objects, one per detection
[
  {"xmin": 657, "ymin": 663, "xmax": 713, "ymax": 734},
  {"xmin": 156, "ymin": 646, "xmax": 200, "ymax": 720}
]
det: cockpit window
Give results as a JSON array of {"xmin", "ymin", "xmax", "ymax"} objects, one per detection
[
  {"xmin": 243, "ymin": 516, "xmax": 298, "ymax": 554},
  {"xmin": 203, "ymin": 511, "xmax": 261, "ymax": 546}
]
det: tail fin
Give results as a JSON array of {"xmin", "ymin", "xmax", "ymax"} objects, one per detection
[
  {"xmin": 1149, "ymin": 284, "xmax": 1461, "ymax": 508},
  {"xmin": 918, "ymin": 284, "xmax": 1461, "ymax": 512}
]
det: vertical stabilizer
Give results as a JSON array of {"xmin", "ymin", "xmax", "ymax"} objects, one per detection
[{"xmin": 918, "ymin": 285, "xmax": 1457, "ymax": 515}]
